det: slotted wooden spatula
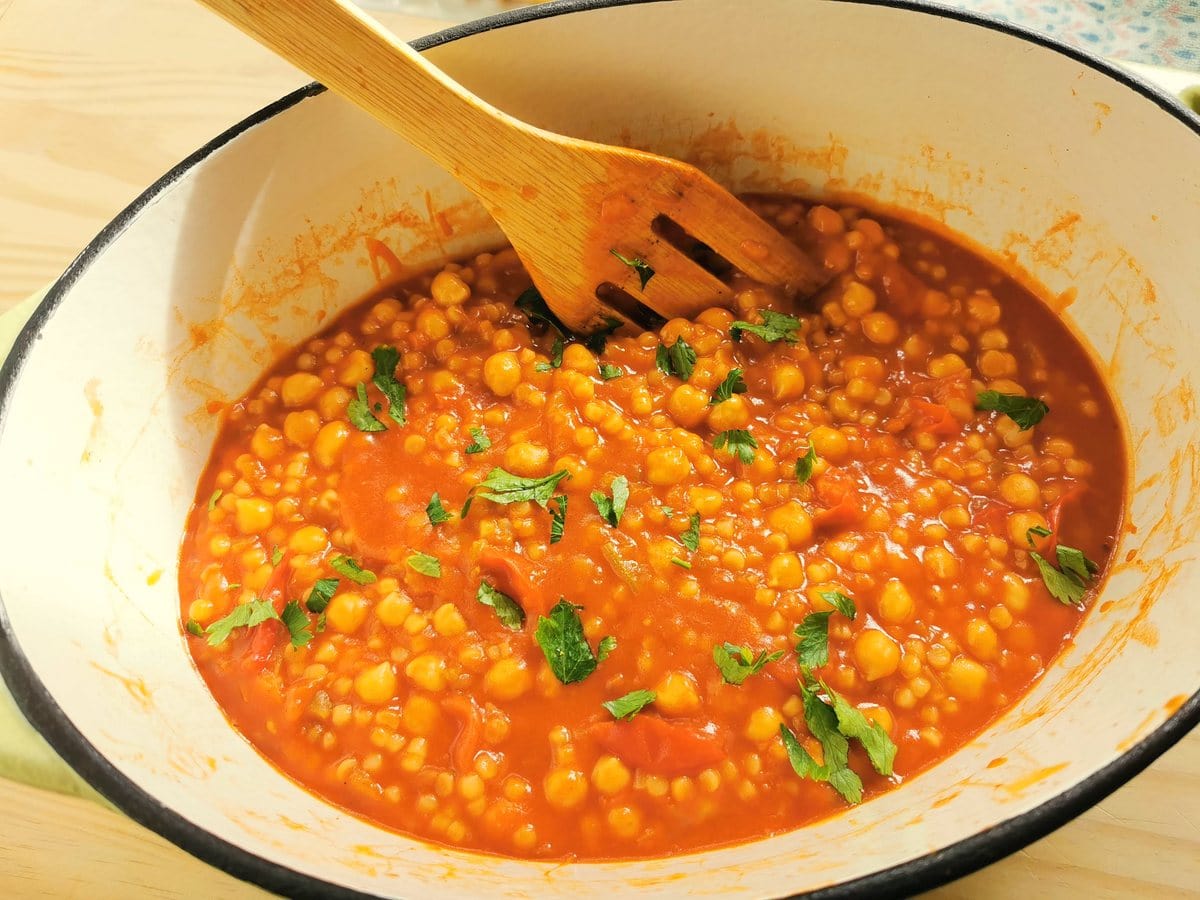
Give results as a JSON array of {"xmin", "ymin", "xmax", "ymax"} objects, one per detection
[{"xmin": 197, "ymin": 0, "xmax": 828, "ymax": 333}]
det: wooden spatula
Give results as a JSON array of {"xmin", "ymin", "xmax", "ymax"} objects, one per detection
[{"xmin": 197, "ymin": 0, "xmax": 828, "ymax": 333}]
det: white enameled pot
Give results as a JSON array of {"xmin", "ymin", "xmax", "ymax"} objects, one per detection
[{"xmin": 1, "ymin": 1, "xmax": 1198, "ymax": 897}]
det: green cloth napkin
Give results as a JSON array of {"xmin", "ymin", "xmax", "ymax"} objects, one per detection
[{"xmin": 0, "ymin": 289, "xmax": 104, "ymax": 803}]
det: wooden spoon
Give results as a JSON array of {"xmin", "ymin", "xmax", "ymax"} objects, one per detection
[{"xmin": 196, "ymin": 0, "xmax": 828, "ymax": 333}]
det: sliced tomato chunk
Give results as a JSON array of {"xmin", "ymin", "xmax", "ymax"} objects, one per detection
[
  {"xmin": 593, "ymin": 716, "xmax": 726, "ymax": 776},
  {"xmin": 477, "ymin": 546, "xmax": 547, "ymax": 620},
  {"xmin": 910, "ymin": 398, "xmax": 961, "ymax": 437}
]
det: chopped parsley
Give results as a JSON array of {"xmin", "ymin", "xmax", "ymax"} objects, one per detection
[
  {"xmin": 476, "ymin": 581, "xmax": 525, "ymax": 631},
  {"xmin": 1031, "ymin": 543, "xmax": 1099, "ymax": 606},
  {"xmin": 591, "ymin": 475, "xmax": 629, "ymax": 528},
  {"xmin": 463, "ymin": 467, "xmax": 571, "ymax": 515},
  {"xmin": 407, "ymin": 552, "xmax": 441, "ymax": 578},
  {"xmin": 713, "ymin": 643, "xmax": 784, "ymax": 685},
  {"xmin": 794, "ymin": 590, "xmax": 858, "ymax": 669},
  {"xmin": 598, "ymin": 363, "xmax": 623, "ymax": 381},
  {"xmin": 330, "ymin": 555, "xmax": 376, "ymax": 585},
  {"xmin": 347, "ymin": 382, "xmax": 386, "ymax": 432},
  {"xmin": 201, "ymin": 597, "xmax": 311, "ymax": 650},
  {"xmin": 670, "ymin": 556, "xmax": 693, "ymax": 570},
  {"xmin": 279, "ymin": 600, "xmax": 314, "ymax": 649},
  {"xmin": 1026, "ymin": 524, "xmax": 1052, "ymax": 546},
  {"xmin": 185, "ymin": 619, "xmax": 204, "ymax": 637},
  {"xmin": 534, "ymin": 337, "xmax": 564, "ymax": 373},
  {"xmin": 711, "ymin": 368, "xmax": 748, "ymax": 404},
  {"xmin": 426, "ymin": 493, "xmax": 452, "ymax": 526},
  {"xmin": 610, "ymin": 249, "xmax": 655, "ymax": 290},
  {"xmin": 207, "ymin": 489, "xmax": 222, "ymax": 512},
  {"xmin": 371, "ymin": 345, "xmax": 406, "ymax": 425},
  {"xmin": 975, "ymin": 391, "xmax": 1049, "ymax": 430},
  {"xmin": 795, "ymin": 445, "xmax": 818, "ymax": 485},
  {"xmin": 680, "ymin": 512, "xmax": 701, "ymax": 551},
  {"xmin": 713, "ymin": 429, "xmax": 757, "ymax": 464},
  {"xmin": 602, "ymin": 689, "xmax": 656, "ymax": 720},
  {"xmin": 730, "ymin": 309, "xmax": 801, "ymax": 344},
  {"xmin": 582, "ymin": 317, "xmax": 623, "ymax": 355},
  {"xmin": 270, "ymin": 545, "xmax": 284, "ymax": 566},
  {"xmin": 549, "ymin": 495, "xmax": 568, "ymax": 544},
  {"xmin": 781, "ymin": 677, "xmax": 897, "ymax": 805},
  {"xmin": 465, "ymin": 426, "xmax": 491, "ymax": 454},
  {"xmin": 535, "ymin": 599, "xmax": 614, "ymax": 684},
  {"xmin": 516, "ymin": 286, "xmax": 621, "ymax": 354},
  {"xmin": 304, "ymin": 577, "xmax": 338, "ymax": 614},
  {"xmin": 655, "ymin": 337, "xmax": 696, "ymax": 381}
]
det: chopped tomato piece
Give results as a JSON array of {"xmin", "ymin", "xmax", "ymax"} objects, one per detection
[
  {"xmin": 477, "ymin": 547, "xmax": 547, "ymax": 620},
  {"xmin": 245, "ymin": 551, "xmax": 292, "ymax": 665},
  {"xmin": 813, "ymin": 474, "xmax": 867, "ymax": 533},
  {"xmin": 910, "ymin": 398, "xmax": 960, "ymax": 437},
  {"xmin": 593, "ymin": 716, "xmax": 726, "ymax": 776},
  {"xmin": 1046, "ymin": 483, "xmax": 1085, "ymax": 554},
  {"xmin": 444, "ymin": 694, "xmax": 483, "ymax": 773}
]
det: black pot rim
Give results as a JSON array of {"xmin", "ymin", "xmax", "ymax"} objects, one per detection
[{"xmin": 0, "ymin": 1, "xmax": 1197, "ymax": 898}]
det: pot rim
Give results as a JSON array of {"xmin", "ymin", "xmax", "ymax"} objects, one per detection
[{"xmin": 0, "ymin": 1, "xmax": 1196, "ymax": 897}]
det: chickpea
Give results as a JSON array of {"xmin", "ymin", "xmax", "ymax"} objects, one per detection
[
  {"xmin": 313, "ymin": 422, "xmax": 350, "ymax": 468},
  {"xmin": 591, "ymin": 756, "xmax": 631, "ymax": 795},
  {"xmin": 999, "ymin": 472, "xmax": 1041, "ymax": 509},
  {"xmin": 288, "ymin": 525, "xmax": 327, "ymax": 554},
  {"xmin": 250, "ymin": 424, "xmax": 284, "ymax": 462},
  {"xmin": 281, "ymin": 372, "xmax": 323, "ymax": 407},
  {"xmin": 1008, "ymin": 511, "xmax": 1050, "ymax": 547},
  {"xmin": 667, "ymin": 384, "xmax": 710, "ymax": 428},
  {"xmin": 326, "ymin": 591, "xmax": 369, "ymax": 634},
  {"xmin": 483, "ymin": 351, "xmax": 522, "ymax": 397},
  {"xmin": 770, "ymin": 364, "xmax": 806, "ymax": 401},
  {"xmin": 431, "ymin": 271, "xmax": 471, "ymax": 306},
  {"xmin": 485, "ymin": 657, "xmax": 533, "ymax": 701},
  {"xmin": 318, "ymin": 386, "xmax": 352, "ymax": 421},
  {"xmin": 283, "ymin": 410, "xmax": 321, "ymax": 447},
  {"xmin": 944, "ymin": 656, "xmax": 989, "ymax": 700},
  {"xmin": 405, "ymin": 653, "xmax": 447, "ymax": 692},
  {"xmin": 403, "ymin": 694, "xmax": 440, "ymax": 735},
  {"xmin": 646, "ymin": 447, "xmax": 692, "ymax": 486},
  {"xmin": 654, "ymin": 670, "xmax": 700, "ymax": 715},
  {"xmin": 745, "ymin": 706, "xmax": 783, "ymax": 742},
  {"xmin": 432, "ymin": 603, "xmax": 467, "ymax": 637},
  {"xmin": 708, "ymin": 395, "xmax": 751, "ymax": 431},
  {"xmin": 878, "ymin": 579, "xmax": 915, "ymax": 624},
  {"xmin": 861, "ymin": 312, "xmax": 899, "ymax": 344},
  {"xmin": 234, "ymin": 497, "xmax": 273, "ymax": 534},
  {"xmin": 353, "ymin": 662, "xmax": 396, "ymax": 705},
  {"xmin": 767, "ymin": 553, "xmax": 805, "ymax": 589},
  {"xmin": 416, "ymin": 308, "xmax": 451, "ymax": 340},
  {"xmin": 689, "ymin": 486, "xmax": 723, "ymax": 516},
  {"xmin": 561, "ymin": 342, "xmax": 596, "ymax": 373},
  {"xmin": 965, "ymin": 618, "xmax": 999, "ymax": 660},
  {"xmin": 854, "ymin": 629, "xmax": 901, "ymax": 681},
  {"xmin": 924, "ymin": 545, "xmax": 960, "ymax": 581},
  {"xmin": 767, "ymin": 502, "xmax": 814, "ymax": 547},
  {"xmin": 376, "ymin": 591, "xmax": 413, "ymax": 628},
  {"xmin": 841, "ymin": 282, "xmax": 877, "ymax": 317},
  {"xmin": 337, "ymin": 349, "xmax": 374, "ymax": 387},
  {"xmin": 809, "ymin": 425, "xmax": 849, "ymax": 463},
  {"xmin": 544, "ymin": 768, "xmax": 588, "ymax": 810},
  {"xmin": 504, "ymin": 441, "xmax": 550, "ymax": 476}
]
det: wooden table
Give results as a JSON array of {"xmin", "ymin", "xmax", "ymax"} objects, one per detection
[{"xmin": 1, "ymin": 1, "xmax": 1197, "ymax": 897}]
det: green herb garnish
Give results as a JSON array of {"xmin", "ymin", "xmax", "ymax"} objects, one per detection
[
  {"xmin": 670, "ymin": 556, "xmax": 693, "ymax": 569},
  {"xmin": 465, "ymin": 426, "xmax": 491, "ymax": 454},
  {"xmin": 598, "ymin": 363, "xmax": 623, "ymax": 381},
  {"xmin": 279, "ymin": 600, "xmax": 314, "ymax": 649},
  {"xmin": 476, "ymin": 581, "xmax": 525, "ymax": 631},
  {"xmin": 1031, "ymin": 544, "xmax": 1099, "ymax": 606},
  {"xmin": 304, "ymin": 577, "xmax": 338, "ymax": 614},
  {"xmin": 549, "ymin": 495, "xmax": 568, "ymax": 544},
  {"xmin": 655, "ymin": 337, "xmax": 696, "ymax": 381},
  {"xmin": 330, "ymin": 555, "xmax": 376, "ymax": 585},
  {"xmin": 271, "ymin": 545, "xmax": 284, "ymax": 566},
  {"xmin": 348, "ymin": 382, "xmax": 386, "ymax": 432},
  {"xmin": 680, "ymin": 511, "xmax": 701, "ymax": 551},
  {"xmin": 713, "ymin": 429, "xmax": 757, "ymax": 464},
  {"xmin": 185, "ymin": 619, "xmax": 204, "ymax": 637},
  {"xmin": 610, "ymin": 249, "xmax": 655, "ymax": 289},
  {"xmin": 602, "ymin": 689, "xmax": 656, "ymax": 720},
  {"xmin": 730, "ymin": 310, "xmax": 801, "ymax": 344},
  {"xmin": 207, "ymin": 489, "xmax": 222, "ymax": 512},
  {"xmin": 711, "ymin": 368, "xmax": 748, "ymax": 404},
  {"xmin": 463, "ymin": 467, "xmax": 571, "ymax": 515},
  {"xmin": 794, "ymin": 590, "xmax": 858, "ymax": 669},
  {"xmin": 407, "ymin": 552, "xmax": 441, "ymax": 578},
  {"xmin": 1026, "ymin": 524, "xmax": 1052, "ymax": 547},
  {"xmin": 535, "ymin": 599, "xmax": 614, "ymax": 684},
  {"xmin": 975, "ymin": 391, "xmax": 1049, "ymax": 430},
  {"xmin": 534, "ymin": 337, "xmax": 564, "ymax": 373},
  {"xmin": 795, "ymin": 445, "xmax": 818, "ymax": 485},
  {"xmin": 371, "ymin": 345, "xmax": 406, "ymax": 425},
  {"xmin": 591, "ymin": 475, "xmax": 629, "ymax": 528},
  {"xmin": 713, "ymin": 643, "xmax": 784, "ymax": 685},
  {"xmin": 426, "ymin": 493, "xmax": 452, "ymax": 526},
  {"xmin": 203, "ymin": 599, "xmax": 278, "ymax": 648}
]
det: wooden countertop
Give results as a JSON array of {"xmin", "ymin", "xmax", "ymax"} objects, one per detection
[{"xmin": 0, "ymin": 0, "xmax": 1197, "ymax": 897}]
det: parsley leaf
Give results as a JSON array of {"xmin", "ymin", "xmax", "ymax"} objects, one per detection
[
  {"xmin": 797, "ymin": 678, "xmax": 861, "ymax": 804},
  {"xmin": 279, "ymin": 600, "xmax": 314, "ymax": 649},
  {"xmin": 602, "ymin": 689, "xmax": 656, "ymax": 720},
  {"xmin": 535, "ymin": 599, "xmax": 613, "ymax": 684},
  {"xmin": 795, "ymin": 445, "xmax": 818, "ymax": 485},
  {"xmin": 713, "ymin": 429, "xmax": 757, "ymax": 464},
  {"xmin": 304, "ymin": 577, "xmax": 338, "ymax": 614},
  {"xmin": 655, "ymin": 337, "xmax": 696, "ymax": 381},
  {"xmin": 826, "ymin": 686, "xmax": 896, "ymax": 776},
  {"xmin": 330, "ymin": 555, "xmax": 376, "ymax": 585},
  {"xmin": 407, "ymin": 552, "xmax": 441, "ymax": 578},
  {"xmin": 597, "ymin": 635, "xmax": 617, "ymax": 662},
  {"xmin": 465, "ymin": 426, "xmax": 491, "ymax": 454},
  {"xmin": 680, "ymin": 512, "xmax": 701, "ymax": 551},
  {"xmin": 711, "ymin": 368, "xmax": 748, "ymax": 404},
  {"xmin": 271, "ymin": 545, "xmax": 284, "ymax": 566},
  {"xmin": 1026, "ymin": 524, "xmax": 1052, "ymax": 546},
  {"xmin": 591, "ymin": 475, "xmax": 629, "ymax": 527},
  {"xmin": 780, "ymin": 722, "xmax": 824, "ymax": 780},
  {"xmin": 670, "ymin": 556, "xmax": 693, "ymax": 569},
  {"xmin": 730, "ymin": 309, "xmax": 801, "ymax": 343},
  {"xmin": 516, "ymin": 286, "xmax": 570, "ymax": 335},
  {"xmin": 348, "ymin": 382, "xmax": 386, "ymax": 432},
  {"xmin": 203, "ymin": 598, "xmax": 280, "ymax": 647},
  {"xmin": 549, "ymin": 495, "xmax": 567, "ymax": 544},
  {"xmin": 426, "ymin": 493, "xmax": 451, "ymax": 526},
  {"xmin": 582, "ymin": 317, "xmax": 623, "ymax": 355},
  {"xmin": 1031, "ymin": 543, "xmax": 1099, "ymax": 605},
  {"xmin": 207, "ymin": 489, "xmax": 222, "ymax": 512},
  {"xmin": 610, "ymin": 250, "xmax": 655, "ymax": 290},
  {"xmin": 534, "ymin": 337, "xmax": 564, "ymax": 373},
  {"xmin": 466, "ymin": 467, "xmax": 570, "ymax": 511},
  {"xmin": 371, "ymin": 345, "xmax": 406, "ymax": 425},
  {"xmin": 713, "ymin": 643, "xmax": 784, "ymax": 685},
  {"xmin": 598, "ymin": 363, "xmax": 623, "ymax": 381},
  {"xmin": 185, "ymin": 619, "xmax": 203, "ymax": 637},
  {"xmin": 476, "ymin": 581, "xmax": 525, "ymax": 631},
  {"xmin": 975, "ymin": 391, "xmax": 1049, "ymax": 430},
  {"xmin": 794, "ymin": 591, "xmax": 857, "ymax": 669}
]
